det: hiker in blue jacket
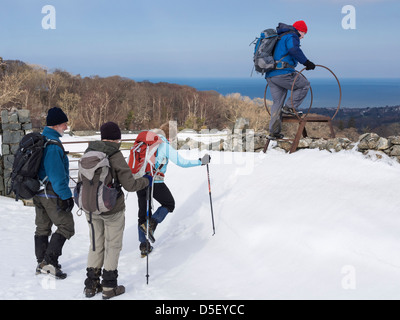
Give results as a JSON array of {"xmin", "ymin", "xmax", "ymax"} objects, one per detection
[
  {"xmin": 34, "ymin": 107, "xmax": 74, "ymax": 279},
  {"xmin": 137, "ymin": 123, "xmax": 210, "ymax": 257},
  {"xmin": 266, "ymin": 20, "xmax": 315, "ymax": 139}
]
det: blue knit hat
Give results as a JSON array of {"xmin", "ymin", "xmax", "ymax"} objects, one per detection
[{"xmin": 46, "ymin": 107, "xmax": 68, "ymax": 126}]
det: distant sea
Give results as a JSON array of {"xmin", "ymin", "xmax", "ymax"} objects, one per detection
[{"xmin": 131, "ymin": 77, "xmax": 400, "ymax": 109}]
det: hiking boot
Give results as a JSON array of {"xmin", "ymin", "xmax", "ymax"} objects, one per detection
[
  {"xmin": 35, "ymin": 263, "xmax": 41, "ymax": 275},
  {"xmin": 36, "ymin": 262, "xmax": 62, "ymax": 275},
  {"xmin": 34, "ymin": 235, "xmax": 48, "ymax": 265},
  {"xmin": 282, "ymin": 106, "xmax": 303, "ymax": 116},
  {"xmin": 140, "ymin": 241, "xmax": 153, "ymax": 258},
  {"xmin": 84, "ymin": 282, "xmax": 102, "ymax": 298},
  {"xmin": 37, "ymin": 260, "xmax": 67, "ymax": 279},
  {"xmin": 102, "ymin": 285, "xmax": 125, "ymax": 300},
  {"xmin": 84, "ymin": 268, "xmax": 102, "ymax": 298},
  {"xmin": 101, "ymin": 269, "xmax": 124, "ymax": 299},
  {"xmin": 43, "ymin": 232, "xmax": 67, "ymax": 270},
  {"xmin": 268, "ymin": 133, "xmax": 285, "ymax": 140},
  {"xmin": 139, "ymin": 218, "xmax": 158, "ymax": 243},
  {"xmin": 35, "ymin": 235, "xmax": 60, "ymax": 275}
]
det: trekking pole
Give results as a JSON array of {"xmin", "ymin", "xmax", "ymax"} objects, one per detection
[
  {"xmin": 144, "ymin": 161, "xmax": 165, "ymax": 285},
  {"xmin": 206, "ymin": 164, "xmax": 216, "ymax": 236}
]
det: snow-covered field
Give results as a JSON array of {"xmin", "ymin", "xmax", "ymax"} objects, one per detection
[{"xmin": 1, "ymin": 133, "xmax": 400, "ymax": 300}]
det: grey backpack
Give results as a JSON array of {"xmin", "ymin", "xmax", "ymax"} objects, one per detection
[
  {"xmin": 74, "ymin": 151, "xmax": 119, "ymax": 215},
  {"xmin": 252, "ymin": 29, "xmax": 279, "ymax": 74},
  {"xmin": 251, "ymin": 28, "xmax": 291, "ymax": 75}
]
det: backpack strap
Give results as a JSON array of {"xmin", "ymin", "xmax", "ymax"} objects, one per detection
[
  {"xmin": 45, "ymin": 139, "xmax": 68, "ymax": 156},
  {"xmin": 107, "ymin": 149, "xmax": 122, "ymax": 190},
  {"xmin": 40, "ymin": 139, "xmax": 68, "ymax": 195},
  {"xmin": 274, "ymin": 31, "xmax": 297, "ymax": 70},
  {"xmin": 275, "ymin": 55, "xmax": 295, "ymax": 70}
]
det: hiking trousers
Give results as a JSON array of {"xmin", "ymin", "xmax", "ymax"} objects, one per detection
[
  {"xmin": 266, "ymin": 72, "xmax": 310, "ymax": 134},
  {"xmin": 33, "ymin": 193, "xmax": 75, "ymax": 240},
  {"xmin": 86, "ymin": 210, "xmax": 125, "ymax": 271},
  {"xmin": 33, "ymin": 192, "xmax": 74, "ymax": 266},
  {"xmin": 137, "ymin": 182, "xmax": 175, "ymax": 243}
]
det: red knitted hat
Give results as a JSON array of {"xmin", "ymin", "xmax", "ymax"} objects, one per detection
[{"xmin": 293, "ymin": 20, "xmax": 308, "ymax": 33}]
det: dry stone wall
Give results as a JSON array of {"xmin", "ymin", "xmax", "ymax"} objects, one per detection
[
  {"xmin": 0, "ymin": 113, "xmax": 398, "ymax": 198},
  {"xmin": 178, "ymin": 118, "xmax": 400, "ymax": 162},
  {"xmin": 0, "ymin": 109, "xmax": 32, "ymax": 195},
  {"xmin": 273, "ymin": 132, "xmax": 400, "ymax": 161}
]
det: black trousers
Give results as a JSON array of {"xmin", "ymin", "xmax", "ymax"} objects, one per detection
[{"xmin": 137, "ymin": 182, "xmax": 175, "ymax": 226}]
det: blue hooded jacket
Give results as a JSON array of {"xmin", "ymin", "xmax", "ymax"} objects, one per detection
[
  {"xmin": 38, "ymin": 126, "xmax": 72, "ymax": 200},
  {"xmin": 153, "ymin": 134, "xmax": 201, "ymax": 183},
  {"xmin": 265, "ymin": 23, "xmax": 308, "ymax": 78}
]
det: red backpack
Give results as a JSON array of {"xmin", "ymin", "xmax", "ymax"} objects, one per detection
[{"xmin": 128, "ymin": 131, "xmax": 163, "ymax": 178}]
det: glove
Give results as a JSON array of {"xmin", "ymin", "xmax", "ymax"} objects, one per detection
[
  {"xmin": 143, "ymin": 174, "xmax": 153, "ymax": 185},
  {"xmin": 200, "ymin": 154, "xmax": 211, "ymax": 166},
  {"xmin": 58, "ymin": 197, "xmax": 74, "ymax": 213},
  {"xmin": 304, "ymin": 60, "xmax": 316, "ymax": 70}
]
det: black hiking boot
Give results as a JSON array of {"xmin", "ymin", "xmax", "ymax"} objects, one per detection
[
  {"xmin": 37, "ymin": 260, "xmax": 67, "ymax": 279},
  {"xmin": 140, "ymin": 241, "xmax": 153, "ymax": 258},
  {"xmin": 84, "ymin": 267, "xmax": 102, "ymax": 298},
  {"xmin": 268, "ymin": 133, "xmax": 285, "ymax": 140},
  {"xmin": 139, "ymin": 218, "xmax": 158, "ymax": 243},
  {"xmin": 36, "ymin": 261, "xmax": 62, "ymax": 275},
  {"xmin": 38, "ymin": 233, "xmax": 67, "ymax": 279},
  {"xmin": 34, "ymin": 235, "xmax": 48, "ymax": 263}
]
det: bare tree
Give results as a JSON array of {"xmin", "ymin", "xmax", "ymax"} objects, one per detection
[
  {"xmin": 0, "ymin": 72, "xmax": 28, "ymax": 109},
  {"xmin": 58, "ymin": 90, "xmax": 81, "ymax": 130}
]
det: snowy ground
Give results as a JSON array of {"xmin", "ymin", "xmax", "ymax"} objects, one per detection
[{"xmin": 1, "ymin": 133, "xmax": 400, "ymax": 300}]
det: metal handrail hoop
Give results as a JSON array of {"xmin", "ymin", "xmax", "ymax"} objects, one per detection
[
  {"xmin": 291, "ymin": 65, "xmax": 342, "ymax": 120},
  {"xmin": 264, "ymin": 64, "xmax": 342, "ymax": 121}
]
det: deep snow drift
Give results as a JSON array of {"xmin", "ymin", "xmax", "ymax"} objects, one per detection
[{"xmin": 1, "ymin": 134, "xmax": 400, "ymax": 300}]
